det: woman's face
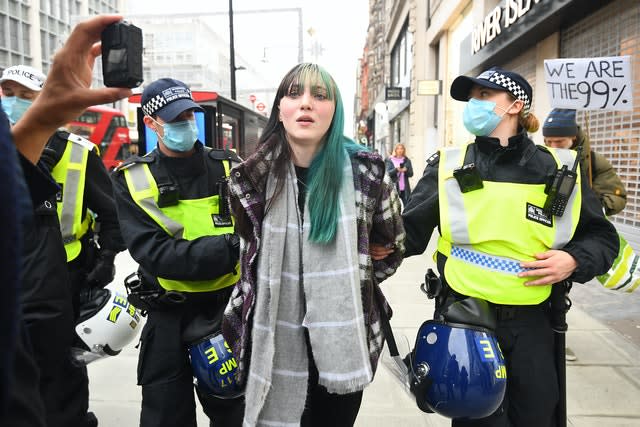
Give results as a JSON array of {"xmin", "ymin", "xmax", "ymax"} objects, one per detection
[
  {"xmin": 278, "ymin": 83, "xmax": 335, "ymax": 147},
  {"xmin": 395, "ymin": 145, "xmax": 405, "ymax": 157},
  {"xmin": 468, "ymin": 85, "xmax": 518, "ymax": 116}
]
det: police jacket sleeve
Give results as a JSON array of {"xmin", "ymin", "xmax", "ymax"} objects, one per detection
[
  {"xmin": 562, "ymin": 176, "xmax": 619, "ymax": 283},
  {"xmin": 371, "ymin": 166, "xmax": 405, "ymax": 283},
  {"xmin": 111, "ymin": 171, "xmax": 238, "ymax": 281},
  {"xmin": 85, "ymin": 149, "xmax": 126, "ymax": 253},
  {"xmin": 404, "ymin": 157, "xmax": 414, "ymax": 179},
  {"xmin": 401, "ymin": 156, "xmax": 440, "ymax": 257}
]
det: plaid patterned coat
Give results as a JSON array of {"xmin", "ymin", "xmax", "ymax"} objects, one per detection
[{"xmin": 222, "ymin": 136, "xmax": 406, "ymax": 385}]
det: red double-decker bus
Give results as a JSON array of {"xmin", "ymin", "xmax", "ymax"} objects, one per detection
[{"xmin": 66, "ymin": 105, "xmax": 132, "ymax": 170}]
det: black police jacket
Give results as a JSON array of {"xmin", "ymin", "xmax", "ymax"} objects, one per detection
[
  {"xmin": 111, "ymin": 142, "xmax": 240, "ymax": 298},
  {"xmin": 45, "ymin": 131, "xmax": 126, "ymax": 268},
  {"xmin": 402, "ymin": 131, "xmax": 619, "ymax": 284}
]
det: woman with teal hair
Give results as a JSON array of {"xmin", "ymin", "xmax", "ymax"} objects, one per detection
[{"xmin": 222, "ymin": 63, "xmax": 405, "ymax": 426}]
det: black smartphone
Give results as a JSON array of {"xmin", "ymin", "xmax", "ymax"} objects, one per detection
[{"xmin": 101, "ymin": 21, "xmax": 143, "ymax": 88}]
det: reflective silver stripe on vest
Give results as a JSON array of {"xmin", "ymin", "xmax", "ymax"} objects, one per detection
[
  {"xmin": 451, "ymin": 244, "xmax": 536, "ymax": 275},
  {"xmin": 445, "ymin": 147, "xmax": 471, "ymax": 244},
  {"xmin": 60, "ymin": 143, "xmax": 84, "ymax": 243},
  {"xmin": 127, "ymin": 165, "xmax": 184, "ymax": 239},
  {"xmin": 552, "ymin": 148, "xmax": 578, "ymax": 249}
]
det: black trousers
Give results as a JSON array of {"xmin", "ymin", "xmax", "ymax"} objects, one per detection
[
  {"xmin": 21, "ymin": 219, "xmax": 92, "ymax": 427},
  {"xmin": 137, "ymin": 306, "xmax": 244, "ymax": 427},
  {"xmin": 452, "ymin": 303, "xmax": 559, "ymax": 427},
  {"xmin": 0, "ymin": 320, "xmax": 46, "ymax": 427},
  {"xmin": 300, "ymin": 337, "xmax": 364, "ymax": 427}
]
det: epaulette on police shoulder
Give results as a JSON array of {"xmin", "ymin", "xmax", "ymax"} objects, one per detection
[
  {"xmin": 208, "ymin": 148, "xmax": 242, "ymax": 164},
  {"xmin": 67, "ymin": 132, "xmax": 97, "ymax": 152},
  {"xmin": 113, "ymin": 152, "xmax": 155, "ymax": 173},
  {"xmin": 426, "ymin": 151, "xmax": 440, "ymax": 167}
]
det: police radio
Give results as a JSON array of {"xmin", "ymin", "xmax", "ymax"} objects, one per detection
[{"xmin": 543, "ymin": 146, "xmax": 582, "ymax": 217}]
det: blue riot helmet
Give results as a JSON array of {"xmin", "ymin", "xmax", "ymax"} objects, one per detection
[
  {"xmin": 188, "ymin": 332, "xmax": 243, "ymax": 398},
  {"xmin": 409, "ymin": 297, "xmax": 506, "ymax": 419},
  {"xmin": 183, "ymin": 314, "xmax": 243, "ymax": 399}
]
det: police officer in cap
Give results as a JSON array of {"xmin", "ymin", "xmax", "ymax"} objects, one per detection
[
  {"xmin": 111, "ymin": 78, "xmax": 244, "ymax": 427},
  {"xmin": 390, "ymin": 67, "xmax": 619, "ymax": 426},
  {"xmin": 2, "ymin": 64, "xmax": 126, "ymax": 426}
]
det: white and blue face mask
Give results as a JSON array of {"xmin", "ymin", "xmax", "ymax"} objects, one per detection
[
  {"xmin": 462, "ymin": 98, "xmax": 516, "ymax": 137},
  {"xmin": 1, "ymin": 96, "xmax": 33, "ymax": 124},
  {"xmin": 151, "ymin": 117, "xmax": 199, "ymax": 152}
]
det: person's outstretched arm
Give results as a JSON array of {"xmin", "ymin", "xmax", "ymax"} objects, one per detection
[{"xmin": 12, "ymin": 14, "xmax": 131, "ymax": 164}]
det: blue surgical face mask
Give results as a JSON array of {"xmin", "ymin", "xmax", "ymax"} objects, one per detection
[
  {"xmin": 462, "ymin": 99, "xmax": 502, "ymax": 137},
  {"xmin": 153, "ymin": 118, "xmax": 199, "ymax": 152},
  {"xmin": 462, "ymin": 98, "xmax": 516, "ymax": 137},
  {"xmin": 1, "ymin": 96, "xmax": 33, "ymax": 124}
]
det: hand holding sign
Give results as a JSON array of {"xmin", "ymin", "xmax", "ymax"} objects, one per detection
[{"xmin": 544, "ymin": 56, "xmax": 632, "ymax": 111}]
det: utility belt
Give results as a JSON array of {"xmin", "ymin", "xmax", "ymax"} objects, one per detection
[
  {"xmin": 491, "ymin": 301, "xmax": 549, "ymax": 322},
  {"xmin": 424, "ymin": 269, "xmax": 571, "ymax": 328},
  {"xmin": 124, "ymin": 272, "xmax": 232, "ymax": 314}
]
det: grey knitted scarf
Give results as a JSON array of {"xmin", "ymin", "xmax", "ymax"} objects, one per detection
[{"xmin": 243, "ymin": 150, "xmax": 372, "ymax": 426}]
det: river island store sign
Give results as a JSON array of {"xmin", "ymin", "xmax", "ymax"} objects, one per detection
[
  {"xmin": 460, "ymin": 0, "xmax": 609, "ymax": 74},
  {"xmin": 472, "ymin": 0, "xmax": 542, "ymax": 54}
]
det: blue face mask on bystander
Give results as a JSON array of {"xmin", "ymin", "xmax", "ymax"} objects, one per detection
[{"xmin": 1, "ymin": 96, "xmax": 33, "ymax": 124}]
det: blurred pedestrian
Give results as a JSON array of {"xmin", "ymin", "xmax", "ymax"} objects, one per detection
[
  {"xmin": 385, "ymin": 143, "xmax": 414, "ymax": 205},
  {"xmin": 222, "ymin": 63, "xmax": 405, "ymax": 426},
  {"xmin": 395, "ymin": 67, "xmax": 618, "ymax": 426}
]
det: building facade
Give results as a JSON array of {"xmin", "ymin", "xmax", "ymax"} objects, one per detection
[
  {"xmin": 361, "ymin": 0, "xmax": 640, "ymax": 247},
  {"xmin": 0, "ymin": 0, "xmax": 124, "ymax": 74}
]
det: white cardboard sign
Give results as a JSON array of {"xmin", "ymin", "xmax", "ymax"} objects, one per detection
[{"xmin": 543, "ymin": 56, "xmax": 633, "ymax": 111}]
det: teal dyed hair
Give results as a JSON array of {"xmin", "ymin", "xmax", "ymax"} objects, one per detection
[{"xmin": 299, "ymin": 64, "xmax": 362, "ymax": 243}]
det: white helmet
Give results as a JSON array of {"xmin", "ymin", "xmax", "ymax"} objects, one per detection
[{"xmin": 73, "ymin": 283, "xmax": 143, "ymax": 365}]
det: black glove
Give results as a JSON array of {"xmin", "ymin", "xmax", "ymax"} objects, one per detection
[
  {"xmin": 86, "ymin": 249, "xmax": 116, "ymax": 287},
  {"xmin": 224, "ymin": 233, "xmax": 240, "ymax": 265},
  {"xmin": 40, "ymin": 147, "xmax": 59, "ymax": 171}
]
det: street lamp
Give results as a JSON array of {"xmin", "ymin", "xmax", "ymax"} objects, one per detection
[{"xmin": 229, "ymin": 0, "xmax": 239, "ymax": 100}]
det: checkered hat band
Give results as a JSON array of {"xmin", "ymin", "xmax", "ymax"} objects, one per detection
[
  {"xmin": 488, "ymin": 73, "xmax": 531, "ymax": 112},
  {"xmin": 451, "ymin": 246, "xmax": 535, "ymax": 275},
  {"xmin": 142, "ymin": 93, "xmax": 168, "ymax": 116}
]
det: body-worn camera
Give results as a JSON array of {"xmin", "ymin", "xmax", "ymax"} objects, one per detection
[
  {"xmin": 453, "ymin": 162, "xmax": 483, "ymax": 193},
  {"xmin": 157, "ymin": 183, "xmax": 179, "ymax": 208},
  {"xmin": 101, "ymin": 21, "xmax": 143, "ymax": 88}
]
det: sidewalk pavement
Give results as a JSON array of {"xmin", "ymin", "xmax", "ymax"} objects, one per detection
[{"xmin": 89, "ymin": 246, "xmax": 640, "ymax": 426}]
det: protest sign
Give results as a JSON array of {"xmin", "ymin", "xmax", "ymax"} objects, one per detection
[{"xmin": 544, "ymin": 56, "xmax": 632, "ymax": 111}]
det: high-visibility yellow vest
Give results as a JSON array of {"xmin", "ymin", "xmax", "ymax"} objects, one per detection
[
  {"xmin": 50, "ymin": 134, "xmax": 94, "ymax": 262},
  {"xmin": 122, "ymin": 153, "xmax": 240, "ymax": 293},
  {"xmin": 437, "ymin": 144, "xmax": 581, "ymax": 305}
]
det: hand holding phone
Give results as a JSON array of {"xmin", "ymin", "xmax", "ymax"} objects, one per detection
[{"xmin": 101, "ymin": 20, "xmax": 143, "ymax": 88}]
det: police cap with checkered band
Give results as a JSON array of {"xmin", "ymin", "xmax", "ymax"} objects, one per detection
[
  {"xmin": 141, "ymin": 78, "xmax": 203, "ymax": 122},
  {"xmin": 450, "ymin": 67, "xmax": 532, "ymax": 115}
]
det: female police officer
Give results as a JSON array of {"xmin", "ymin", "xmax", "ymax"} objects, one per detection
[{"xmin": 396, "ymin": 67, "xmax": 618, "ymax": 426}]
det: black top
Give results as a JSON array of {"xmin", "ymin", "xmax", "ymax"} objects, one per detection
[
  {"xmin": 111, "ymin": 142, "xmax": 238, "ymax": 295},
  {"xmin": 294, "ymin": 165, "xmax": 308, "ymax": 215},
  {"xmin": 402, "ymin": 131, "xmax": 618, "ymax": 285}
]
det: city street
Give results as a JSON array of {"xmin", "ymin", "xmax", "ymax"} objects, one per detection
[{"xmin": 87, "ymin": 246, "xmax": 640, "ymax": 426}]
